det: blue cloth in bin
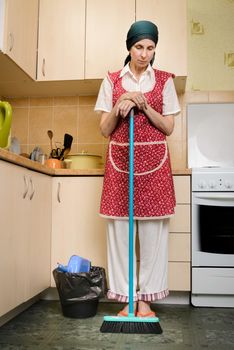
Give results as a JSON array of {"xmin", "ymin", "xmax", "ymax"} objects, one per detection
[{"xmin": 57, "ymin": 255, "xmax": 91, "ymax": 273}]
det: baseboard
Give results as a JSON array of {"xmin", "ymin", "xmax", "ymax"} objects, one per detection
[
  {"xmin": 40, "ymin": 288, "xmax": 190, "ymax": 305},
  {"xmin": 0, "ymin": 295, "xmax": 40, "ymax": 327}
]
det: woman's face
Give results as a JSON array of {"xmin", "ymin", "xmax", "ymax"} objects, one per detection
[{"xmin": 129, "ymin": 38, "xmax": 156, "ymax": 69}]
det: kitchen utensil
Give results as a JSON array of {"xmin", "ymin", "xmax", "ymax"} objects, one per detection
[
  {"xmin": 59, "ymin": 133, "xmax": 73, "ymax": 160},
  {"xmin": 66, "ymin": 152, "xmax": 103, "ymax": 169},
  {"xmin": 0, "ymin": 101, "xmax": 12, "ymax": 149},
  {"xmin": 47, "ymin": 130, "xmax": 54, "ymax": 151},
  {"xmin": 62, "ymin": 147, "xmax": 71, "ymax": 160}
]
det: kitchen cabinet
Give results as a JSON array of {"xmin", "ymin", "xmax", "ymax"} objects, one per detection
[
  {"xmin": 37, "ymin": 0, "xmax": 85, "ymax": 81},
  {"xmin": 0, "ymin": 160, "xmax": 51, "ymax": 317},
  {"xmin": 51, "ymin": 176, "xmax": 106, "ymax": 287},
  {"xmin": 136, "ymin": 0, "xmax": 187, "ymax": 77},
  {"xmin": 85, "ymin": 0, "xmax": 135, "ymax": 79},
  {"xmin": 1, "ymin": 0, "xmax": 38, "ymax": 78},
  {"xmin": 168, "ymin": 175, "xmax": 191, "ymax": 291},
  {"xmin": 86, "ymin": 0, "xmax": 187, "ymax": 79}
]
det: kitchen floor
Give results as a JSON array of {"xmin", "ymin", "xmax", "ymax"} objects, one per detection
[{"xmin": 0, "ymin": 300, "xmax": 234, "ymax": 350}]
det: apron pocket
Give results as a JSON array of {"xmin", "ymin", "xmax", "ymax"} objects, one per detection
[{"xmin": 109, "ymin": 141, "xmax": 168, "ymax": 175}]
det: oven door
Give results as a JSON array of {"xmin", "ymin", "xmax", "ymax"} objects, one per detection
[{"xmin": 192, "ymin": 192, "xmax": 234, "ymax": 267}]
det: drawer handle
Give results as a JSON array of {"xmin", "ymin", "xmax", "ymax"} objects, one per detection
[
  {"xmin": 42, "ymin": 58, "xmax": 46, "ymax": 77},
  {"xmin": 23, "ymin": 175, "xmax": 29, "ymax": 199},
  {"xmin": 29, "ymin": 177, "xmax": 35, "ymax": 200},
  {"xmin": 9, "ymin": 32, "xmax": 14, "ymax": 51},
  {"xmin": 57, "ymin": 182, "xmax": 61, "ymax": 203}
]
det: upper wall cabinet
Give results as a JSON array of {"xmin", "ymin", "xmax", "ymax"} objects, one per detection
[
  {"xmin": 1, "ymin": 0, "xmax": 38, "ymax": 79},
  {"xmin": 37, "ymin": 0, "xmax": 85, "ymax": 81},
  {"xmin": 136, "ymin": 0, "xmax": 187, "ymax": 77},
  {"xmin": 85, "ymin": 0, "xmax": 135, "ymax": 79}
]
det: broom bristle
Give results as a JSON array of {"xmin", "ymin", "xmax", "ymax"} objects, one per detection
[{"xmin": 100, "ymin": 320, "xmax": 163, "ymax": 334}]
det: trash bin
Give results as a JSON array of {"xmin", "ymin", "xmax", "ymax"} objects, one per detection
[{"xmin": 53, "ymin": 266, "xmax": 107, "ymax": 318}]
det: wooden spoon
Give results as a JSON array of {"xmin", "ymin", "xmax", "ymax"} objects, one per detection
[{"xmin": 47, "ymin": 130, "xmax": 53, "ymax": 151}]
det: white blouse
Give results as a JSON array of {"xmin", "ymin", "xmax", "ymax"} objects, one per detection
[{"xmin": 95, "ymin": 63, "xmax": 181, "ymax": 116}]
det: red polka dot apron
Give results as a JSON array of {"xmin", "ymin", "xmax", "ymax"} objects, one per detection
[{"xmin": 100, "ymin": 69, "xmax": 176, "ymax": 219}]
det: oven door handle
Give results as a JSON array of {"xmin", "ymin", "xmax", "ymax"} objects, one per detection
[{"xmin": 194, "ymin": 193, "xmax": 234, "ymax": 200}]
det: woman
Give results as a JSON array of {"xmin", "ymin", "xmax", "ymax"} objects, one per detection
[{"xmin": 95, "ymin": 20, "xmax": 180, "ymax": 317}]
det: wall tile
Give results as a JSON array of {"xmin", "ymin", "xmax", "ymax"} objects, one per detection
[
  {"xmin": 79, "ymin": 96, "xmax": 97, "ymax": 105},
  {"xmin": 78, "ymin": 106, "xmax": 103, "ymax": 143},
  {"xmin": 7, "ymin": 97, "xmax": 29, "ymax": 107},
  {"xmin": 28, "ymin": 107, "xmax": 53, "ymax": 145},
  {"xmin": 54, "ymin": 96, "xmax": 78, "ymax": 106},
  {"xmin": 53, "ymin": 106, "xmax": 78, "ymax": 145},
  {"xmin": 30, "ymin": 97, "xmax": 53, "ymax": 107},
  {"xmin": 11, "ymin": 108, "xmax": 29, "ymax": 145}
]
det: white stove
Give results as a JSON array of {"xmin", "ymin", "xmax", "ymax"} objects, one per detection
[{"xmin": 188, "ymin": 103, "xmax": 234, "ymax": 308}]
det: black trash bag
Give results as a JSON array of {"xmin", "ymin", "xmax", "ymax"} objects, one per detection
[
  {"xmin": 53, "ymin": 266, "xmax": 107, "ymax": 302},
  {"xmin": 53, "ymin": 266, "xmax": 107, "ymax": 318}
]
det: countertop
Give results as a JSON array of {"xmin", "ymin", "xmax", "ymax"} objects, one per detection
[{"xmin": 0, "ymin": 148, "xmax": 191, "ymax": 176}]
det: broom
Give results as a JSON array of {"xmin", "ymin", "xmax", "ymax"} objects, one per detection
[{"xmin": 100, "ymin": 109, "xmax": 163, "ymax": 334}]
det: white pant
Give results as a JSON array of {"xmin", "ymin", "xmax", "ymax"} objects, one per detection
[{"xmin": 106, "ymin": 219, "xmax": 169, "ymax": 302}]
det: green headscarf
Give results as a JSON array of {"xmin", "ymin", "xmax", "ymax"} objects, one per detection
[{"xmin": 124, "ymin": 20, "xmax": 158, "ymax": 66}]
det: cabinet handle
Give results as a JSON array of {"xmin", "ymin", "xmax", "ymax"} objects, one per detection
[
  {"xmin": 57, "ymin": 182, "xmax": 61, "ymax": 203},
  {"xmin": 29, "ymin": 177, "xmax": 35, "ymax": 200},
  {"xmin": 42, "ymin": 58, "xmax": 46, "ymax": 77},
  {"xmin": 23, "ymin": 175, "xmax": 29, "ymax": 199},
  {"xmin": 9, "ymin": 32, "xmax": 14, "ymax": 51}
]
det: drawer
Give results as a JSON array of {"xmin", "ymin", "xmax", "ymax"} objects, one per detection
[
  {"xmin": 169, "ymin": 204, "xmax": 190, "ymax": 232},
  {"xmin": 168, "ymin": 262, "xmax": 191, "ymax": 291},
  {"xmin": 173, "ymin": 175, "xmax": 191, "ymax": 204},
  {"xmin": 169, "ymin": 233, "xmax": 190, "ymax": 261}
]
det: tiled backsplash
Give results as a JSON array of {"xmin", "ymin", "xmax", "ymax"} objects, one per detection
[
  {"xmin": 8, "ymin": 96, "xmax": 108, "ymax": 162},
  {"xmin": 6, "ymin": 91, "xmax": 234, "ymax": 170}
]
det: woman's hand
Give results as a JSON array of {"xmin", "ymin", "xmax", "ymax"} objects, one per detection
[
  {"xmin": 116, "ymin": 99, "xmax": 135, "ymax": 118},
  {"xmin": 119, "ymin": 91, "xmax": 147, "ymax": 111}
]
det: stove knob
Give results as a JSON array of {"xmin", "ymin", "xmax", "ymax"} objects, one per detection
[
  {"xmin": 225, "ymin": 181, "xmax": 232, "ymax": 189},
  {"xmin": 198, "ymin": 180, "xmax": 206, "ymax": 189},
  {"xmin": 208, "ymin": 180, "xmax": 216, "ymax": 189}
]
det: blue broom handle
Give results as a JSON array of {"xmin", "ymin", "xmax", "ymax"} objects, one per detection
[{"xmin": 129, "ymin": 109, "xmax": 134, "ymax": 316}]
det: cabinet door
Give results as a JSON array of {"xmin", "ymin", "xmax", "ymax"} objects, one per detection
[
  {"xmin": 0, "ymin": 162, "xmax": 51, "ymax": 316},
  {"xmin": 3, "ymin": 0, "xmax": 38, "ymax": 78},
  {"xmin": 85, "ymin": 0, "xmax": 135, "ymax": 79},
  {"xmin": 51, "ymin": 177, "xmax": 106, "ymax": 286},
  {"xmin": 25, "ymin": 171, "xmax": 52, "ymax": 299},
  {"xmin": 136, "ymin": 0, "xmax": 187, "ymax": 76},
  {"xmin": 37, "ymin": 0, "xmax": 85, "ymax": 81},
  {"xmin": 0, "ymin": 162, "xmax": 27, "ymax": 316}
]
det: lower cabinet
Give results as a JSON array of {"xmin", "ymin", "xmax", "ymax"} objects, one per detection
[
  {"xmin": 51, "ymin": 176, "xmax": 107, "ymax": 286},
  {"xmin": 0, "ymin": 162, "xmax": 190, "ymax": 318},
  {"xmin": 0, "ymin": 161, "xmax": 51, "ymax": 317}
]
